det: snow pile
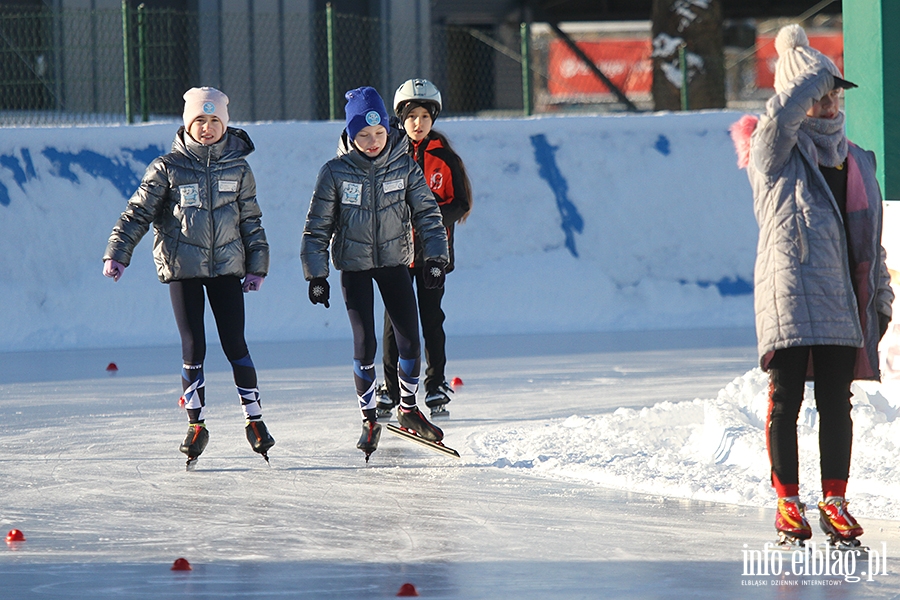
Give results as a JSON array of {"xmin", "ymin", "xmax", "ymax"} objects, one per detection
[
  {"xmin": 472, "ymin": 368, "xmax": 900, "ymax": 520},
  {"xmin": 0, "ymin": 111, "xmax": 756, "ymax": 352}
]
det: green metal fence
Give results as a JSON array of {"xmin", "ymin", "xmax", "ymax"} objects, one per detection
[{"xmin": 0, "ymin": 5, "xmax": 794, "ymax": 126}]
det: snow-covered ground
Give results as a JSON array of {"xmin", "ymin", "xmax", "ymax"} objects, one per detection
[{"xmin": 3, "ymin": 330, "xmax": 900, "ymax": 598}]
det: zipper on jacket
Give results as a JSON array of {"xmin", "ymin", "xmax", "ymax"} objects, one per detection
[
  {"xmin": 370, "ymin": 162, "xmax": 379, "ymax": 266},
  {"xmin": 206, "ymin": 148, "xmax": 214, "ymax": 277}
]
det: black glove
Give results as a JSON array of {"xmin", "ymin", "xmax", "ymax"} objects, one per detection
[
  {"xmin": 879, "ymin": 312, "xmax": 891, "ymax": 341},
  {"xmin": 422, "ymin": 261, "xmax": 446, "ymax": 290},
  {"xmin": 308, "ymin": 277, "xmax": 330, "ymax": 308}
]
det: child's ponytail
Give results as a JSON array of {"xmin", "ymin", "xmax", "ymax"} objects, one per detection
[{"xmin": 431, "ymin": 130, "xmax": 473, "ymax": 223}]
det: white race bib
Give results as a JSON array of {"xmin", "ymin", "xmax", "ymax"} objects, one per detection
[
  {"xmin": 342, "ymin": 182, "xmax": 362, "ymax": 205},
  {"xmin": 383, "ymin": 179, "xmax": 405, "ymax": 193},
  {"xmin": 179, "ymin": 184, "xmax": 201, "ymax": 208}
]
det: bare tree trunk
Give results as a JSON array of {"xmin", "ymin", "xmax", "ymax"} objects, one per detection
[{"xmin": 651, "ymin": 0, "xmax": 725, "ymax": 111}]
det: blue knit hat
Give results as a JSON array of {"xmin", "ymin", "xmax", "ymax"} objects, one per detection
[{"xmin": 344, "ymin": 86, "xmax": 390, "ymax": 141}]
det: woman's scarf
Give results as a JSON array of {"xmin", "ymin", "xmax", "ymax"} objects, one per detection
[{"xmin": 800, "ymin": 110, "xmax": 848, "ymax": 167}]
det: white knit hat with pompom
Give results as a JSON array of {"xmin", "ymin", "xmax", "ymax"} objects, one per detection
[{"xmin": 773, "ymin": 24, "xmax": 842, "ymax": 94}]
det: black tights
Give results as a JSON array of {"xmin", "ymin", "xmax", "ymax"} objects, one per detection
[
  {"xmin": 382, "ymin": 265, "xmax": 447, "ymax": 400},
  {"xmin": 169, "ymin": 276, "xmax": 259, "ymax": 423},
  {"xmin": 766, "ymin": 345, "xmax": 856, "ymax": 497},
  {"xmin": 342, "ymin": 266, "xmax": 421, "ymax": 416}
]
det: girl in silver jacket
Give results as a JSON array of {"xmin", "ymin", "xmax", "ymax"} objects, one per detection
[
  {"xmin": 733, "ymin": 25, "xmax": 892, "ymax": 547},
  {"xmin": 103, "ymin": 87, "xmax": 275, "ymax": 469},
  {"xmin": 301, "ymin": 86, "xmax": 449, "ymax": 461}
]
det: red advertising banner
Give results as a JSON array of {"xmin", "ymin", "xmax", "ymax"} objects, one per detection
[
  {"xmin": 547, "ymin": 38, "xmax": 652, "ymax": 97},
  {"xmin": 755, "ymin": 33, "xmax": 843, "ymax": 89},
  {"xmin": 546, "ymin": 32, "xmax": 843, "ymax": 98}
]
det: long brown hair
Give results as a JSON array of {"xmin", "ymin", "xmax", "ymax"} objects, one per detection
[{"xmin": 430, "ymin": 129, "xmax": 473, "ymax": 223}]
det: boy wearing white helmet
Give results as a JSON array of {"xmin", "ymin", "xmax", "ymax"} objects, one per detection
[{"xmin": 375, "ymin": 78, "xmax": 473, "ymax": 419}]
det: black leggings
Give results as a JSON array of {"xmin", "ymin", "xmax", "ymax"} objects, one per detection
[
  {"xmin": 382, "ymin": 266, "xmax": 446, "ymax": 399},
  {"xmin": 169, "ymin": 277, "xmax": 259, "ymax": 423},
  {"xmin": 342, "ymin": 266, "xmax": 421, "ymax": 411},
  {"xmin": 766, "ymin": 345, "xmax": 856, "ymax": 497},
  {"xmin": 170, "ymin": 276, "xmax": 251, "ymax": 367}
]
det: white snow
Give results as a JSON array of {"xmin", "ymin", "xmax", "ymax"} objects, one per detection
[
  {"xmin": 0, "ymin": 111, "xmax": 756, "ymax": 352},
  {"xmin": 472, "ymin": 367, "xmax": 900, "ymax": 521}
]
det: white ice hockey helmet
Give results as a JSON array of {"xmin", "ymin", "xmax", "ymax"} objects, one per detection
[{"xmin": 393, "ymin": 78, "xmax": 442, "ymax": 118}]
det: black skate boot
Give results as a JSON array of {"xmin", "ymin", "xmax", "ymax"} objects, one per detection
[
  {"xmin": 245, "ymin": 419, "xmax": 275, "ymax": 463},
  {"xmin": 397, "ymin": 405, "xmax": 444, "ymax": 442},
  {"xmin": 357, "ymin": 420, "xmax": 382, "ymax": 462},
  {"xmin": 375, "ymin": 382, "xmax": 398, "ymax": 420},
  {"xmin": 424, "ymin": 381, "xmax": 454, "ymax": 418},
  {"xmin": 179, "ymin": 423, "xmax": 209, "ymax": 470}
]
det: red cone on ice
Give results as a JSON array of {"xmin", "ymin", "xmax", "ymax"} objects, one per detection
[
  {"xmin": 396, "ymin": 582, "xmax": 419, "ymax": 596},
  {"xmin": 178, "ymin": 396, "xmax": 186, "ymax": 408},
  {"xmin": 6, "ymin": 529, "xmax": 25, "ymax": 542},
  {"xmin": 450, "ymin": 376, "xmax": 463, "ymax": 389},
  {"xmin": 106, "ymin": 362, "xmax": 118, "ymax": 373},
  {"xmin": 171, "ymin": 558, "xmax": 192, "ymax": 571}
]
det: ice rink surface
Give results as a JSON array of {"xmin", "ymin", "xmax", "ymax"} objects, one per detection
[{"xmin": 2, "ymin": 329, "xmax": 900, "ymax": 599}]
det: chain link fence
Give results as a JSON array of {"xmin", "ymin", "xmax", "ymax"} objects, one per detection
[
  {"xmin": 0, "ymin": 5, "xmax": 840, "ymax": 126},
  {"xmin": 0, "ymin": 5, "xmax": 521, "ymax": 126}
]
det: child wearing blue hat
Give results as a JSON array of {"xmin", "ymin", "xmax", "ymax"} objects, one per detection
[{"xmin": 301, "ymin": 86, "xmax": 449, "ymax": 461}]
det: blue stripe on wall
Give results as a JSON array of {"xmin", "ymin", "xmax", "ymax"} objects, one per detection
[
  {"xmin": 41, "ymin": 145, "xmax": 164, "ymax": 198},
  {"xmin": 680, "ymin": 276, "xmax": 753, "ymax": 296},
  {"xmin": 530, "ymin": 134, "xmax": 584, "ymax": 258}
]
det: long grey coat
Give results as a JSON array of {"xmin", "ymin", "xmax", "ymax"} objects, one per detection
[
  {"xmin": 104, "ymin": 128, "xmax": 269, "ymax": 282},
  {"xmin": 301, "ymin": 135, "xmax": 449, "ymax": 279},
  {"xmin": 746, "ymin": 68, "xmax": 893, "ymax": 379}
]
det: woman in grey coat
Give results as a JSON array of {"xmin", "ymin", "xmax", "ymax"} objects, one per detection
[
  {"xmin": 301, "ymin": 86, "xmax": 449, "ymax": 461},
  {"xmin": 734, "ymin": 25, "xmax": 892, "ymax": 547},
  {"xmin": 103, "ymin": 87, "xmax": 275, "ymax": 469}
]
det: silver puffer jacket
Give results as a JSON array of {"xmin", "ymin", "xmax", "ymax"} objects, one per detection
[
  {"xmin": 746, "ymin": 68, "xmax": 892, "ymax": 380},
  {"xmin": 301, "ymin": 134, "xmax": 449, "ymax": 279},
  {"xmin": 104, "ymin": 127, "xmax": 269, "ymax": 283}
]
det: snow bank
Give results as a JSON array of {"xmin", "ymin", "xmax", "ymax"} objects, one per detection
[
  {"xmin": 0, "ymin": 111, "xmax": 755, "ymax": 352},
  {"xmin": 471, "ymin": 367, "xmax": 900, "ymax": 521}
]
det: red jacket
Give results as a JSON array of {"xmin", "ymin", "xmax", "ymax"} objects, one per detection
[{"xmin": 410, "ymin": 134, "xmax": 469, "ymax": 272}]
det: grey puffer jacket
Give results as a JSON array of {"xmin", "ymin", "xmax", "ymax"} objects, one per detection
[
  {"xmin": 104, "ymin": 127, "xmax": 269, "ymax": 283},
  {"xmin": 746, "ymin": 68, "xmax": 892, "ymax": 379},
  {"xmin": 301, "ymin": 133, "xmax": 449, "ymax": 279}
]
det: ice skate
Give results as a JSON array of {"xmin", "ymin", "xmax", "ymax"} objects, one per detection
[
  {"xmin": 775, "ymin": 498, "xmax": 812, "ymax": 548},
  {"xmin": 396, "ymin": 405, "xmax": 444, "ymax": 442},
  {"xmin": 357, "ymin": 420, "xmax": 382, "ymax": 463},
  {"xmin": 245, "ymin": 419, "xmax": 275, "ymax": 463},
  {"xmin": 818, "ymin": 498, "xmax": 865, "ymax": 549},
  {"xmin": 179, "ymin": 423, "xmax": 209, "ymax": 470},
  {"xmin": 424, "ymin": 381, "xmax": 454, "ymax": 418},
  {"xmin": 375, "ymin": 382, "xmax": 398, "ymax": 420}
]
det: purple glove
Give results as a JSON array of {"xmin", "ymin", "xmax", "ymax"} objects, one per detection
[
  {"xmin": 103, "ymin": 259, "xmax": 126, "ymax": 282},
  {"xmin": 242, "ymin": 273, "xmax": 264, "ymax": 292}
]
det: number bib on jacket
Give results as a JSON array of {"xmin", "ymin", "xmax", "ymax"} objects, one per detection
[
  {"xmin": 179, "ymin": 184, "xmax": 201, "ymax": 208},
  {"xmin": 341, "ymin": 182, "xmax": 362, "ymax": 205},
  {"xmin": 383, "ymin": 179, "xmax": 405, "ymax": 193}
]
